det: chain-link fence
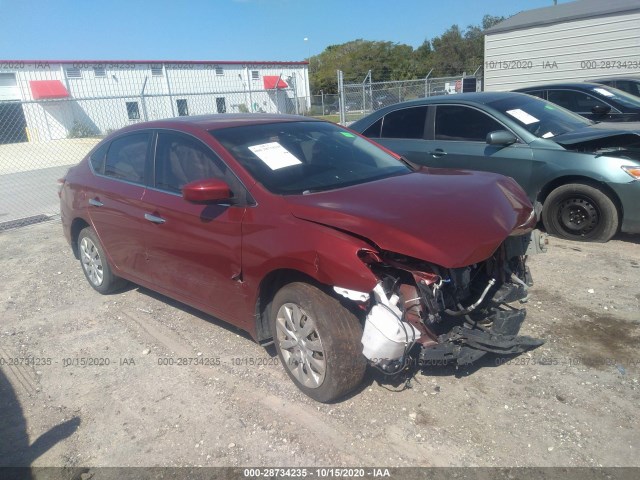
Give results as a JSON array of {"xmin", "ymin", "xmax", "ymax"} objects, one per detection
[
  {"xmin": 0, "ymin": 61, "xmax": 310, "ymax": 229},
  {"xmin": 308, "ymin": 93, "xmax": 340, "ymax": 117},
  {"xmin": 337, "ymin": 70, "xmax": 483, "ymax": 124}
]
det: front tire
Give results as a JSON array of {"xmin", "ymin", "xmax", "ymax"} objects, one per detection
[
  {"xmin": 271, "ymin": 282, "xmax": 366, "ymax": 403},
  {"xmin": 78, "ymin": 227, "xmax": 127, "ymax": 294},
  {"xmin": 542, "ymin": 183, "xmax": 619, "ymax": 242}
]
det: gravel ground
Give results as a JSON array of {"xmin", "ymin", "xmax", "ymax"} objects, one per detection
[{"xmin": 0, "ymin": 220, "xmax": 638, "ymax": 468}]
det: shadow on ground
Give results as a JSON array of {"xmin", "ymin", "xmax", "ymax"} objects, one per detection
[{"xmin": 0, "ymin": 368, "xmax": 80, "ymax": 469}]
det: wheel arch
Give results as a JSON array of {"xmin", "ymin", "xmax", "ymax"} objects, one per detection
[
  {"xmin": 70, "ymin": 217, "xmax": 91, "ymax": 259},
  {"xmin": 537, "ymin": 175, "xmax": 623, "ymax": 219},
  {"xmin": 253, "ymin": 269, "xmax": 329, "ymax": 343}
]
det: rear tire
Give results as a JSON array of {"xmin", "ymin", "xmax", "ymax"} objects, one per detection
[
  {"xmin": 542, "ymin": 183, "xmax": 618, "ymax": 242},
  {"xmin": 271, "ymin": 282, "xmax": 366, "ymax": 403},
  {"xmin": 78, "ymin": 227, "xmax": 127, "ymax": 294}
]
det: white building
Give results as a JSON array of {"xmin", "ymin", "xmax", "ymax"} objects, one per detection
[
  {"xmin": 0, "ymin": 60, "xmax": 310, "ymax": 143},
  {"xmin": 483, "ymin": 0, "xmax": 640, "ymax": 91}
]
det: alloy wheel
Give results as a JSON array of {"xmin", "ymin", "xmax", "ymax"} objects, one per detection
[
  {"xmin": 80, "ymin": 236, "xmax": 104, "ymax": 287},
  {"xmin": 275, "ymin": 302, "xmax": 326, "ymax": 388}
]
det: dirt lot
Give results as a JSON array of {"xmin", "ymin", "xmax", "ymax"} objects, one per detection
[{"xmin": 0, "ymin": 220, "xmax": 639, "ymax": 468}]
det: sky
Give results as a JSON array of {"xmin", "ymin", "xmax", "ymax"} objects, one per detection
[{"xmin": 0, "ymin": 0, "xmax": 572, "ymax": 62}]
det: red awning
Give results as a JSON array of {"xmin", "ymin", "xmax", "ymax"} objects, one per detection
[
  {"xmin": 29, "ymin": 80, "xmax": 70, "ymax": 100},
  {"xmin": 263, "ymin": 76, "xmax": 289, "ymax": 90}
]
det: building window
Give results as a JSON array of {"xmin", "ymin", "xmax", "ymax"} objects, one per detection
[
  {"xmin": 215, "ymin": 67, "xmax": 224, "ymax": 76},
  {"xmin": 93, "ymin": 66, "xmax": 106, "ymax": 78},
  {"xmin": 216, "ymin": 97, "xmax": 227, "ymax": 114},
  {"xmin": 251, "ymin": 70, "xmax": 259, "ymax": 81},
  {"xmin": 177, "ymin": 99, "xmax": 189, "ymax": 116},
  {"xmin": 151, "ymin": 65, "xmax": 163, "ymax": 76},
  {"xmin": 126, "ymin": 102, "xmax": 140, "ymax": 120},
  {"xmin": 66, "ymin": 68, "xmax": 82, "ymax": 79}
]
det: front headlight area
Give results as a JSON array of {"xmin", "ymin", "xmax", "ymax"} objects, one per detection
[
  {"xmin": 621, "ymin": 165, "xmax": 640, "ymax": 180},
  {"xmin": 334, "ymin": 241, "xmax": 545, "ymax": 374}
]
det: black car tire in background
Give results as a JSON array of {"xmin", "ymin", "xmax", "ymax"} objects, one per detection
[
  {"xmin": 542, "ymin": 184, "xmax": 619, "ymax": 242},
  {"xmin": 271, "ymin": 282, "xmax": 367, "ymax": 403},
  {"xmin": 77, "ymin": 227, "xmax": 128, "ymax": 294}
]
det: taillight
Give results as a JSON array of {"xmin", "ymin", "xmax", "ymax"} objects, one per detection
[{"xmin": 57, "ymin": 177, "xmax": 66, "ymax": 198}]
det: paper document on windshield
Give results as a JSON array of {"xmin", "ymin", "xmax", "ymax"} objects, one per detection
[
  {"xmin": 593, "ymin": 87, "xmax": 615, "ymax": 97},
  {"xmin": 506, "ymin": 109, "xmax": 539, "ymax": 125},
  {"xmin": 249, "ymin": 142, "xmax": 302, "ymax": 170}
]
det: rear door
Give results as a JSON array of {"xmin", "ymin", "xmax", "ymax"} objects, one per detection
[
  {"xmin": 363, "ymin": 105, "xmax": 429, "ymax": 165},
  {"xmin": 86, "ymin": 132, "xmax": 151, "ymax": 280},
  {"xmin": 140, "ymin": 130, "xmax": 247, "ymax": 321}
]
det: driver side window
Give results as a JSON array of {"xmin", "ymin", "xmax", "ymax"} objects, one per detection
[
  {"xmin": 547, "ymin": 90, "xmax": 609, "ymax": 113},
  {"xmin": 435, "ymin": 105, "xmax": 504, "ymax": 142}
]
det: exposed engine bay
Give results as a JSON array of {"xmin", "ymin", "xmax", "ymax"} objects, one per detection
[
  {"xmin": 335, "ymin": 230, "xmax": 548, "ymax": 374},
  {"xmin": 557, "ymin": 131, "xmax": 640, "ymax": 160}
]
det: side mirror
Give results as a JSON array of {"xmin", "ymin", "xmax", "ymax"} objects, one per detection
[
  {"xmin": 182, "ymin": 179, "xmax": 233, "ymax": 204},
  {"xmin": 486, "ymin": 130, "xmax": 518, "ymax": 146},
  {"xmin": 591, "ymin": 104, "xmax": 611, "ymax": 115}
]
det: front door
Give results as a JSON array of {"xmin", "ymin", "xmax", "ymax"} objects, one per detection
[{"xmin": 140, "ymin": 130, "xmax": 246, "ymax": 321}]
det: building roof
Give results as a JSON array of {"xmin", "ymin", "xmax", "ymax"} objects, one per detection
[
  {"xmin": 119, "ymin": 114, "xmax": 319, "ymax": 133},
  {"xmin": 485, "ymin": 0, "xmax": 640, "ymax": 35},
  {"xmin": 0, "ymin": 59, "xmax": 308, "ymax": 66}
]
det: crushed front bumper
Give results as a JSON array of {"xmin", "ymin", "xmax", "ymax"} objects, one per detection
[{"xmin": 419, "ymin": 308, "xmax": 544, "ymax": 366}]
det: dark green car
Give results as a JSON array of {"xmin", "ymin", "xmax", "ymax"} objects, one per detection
[{"xmin": 350, "ymin": 92, "xmax": 640, "ymax": 242}]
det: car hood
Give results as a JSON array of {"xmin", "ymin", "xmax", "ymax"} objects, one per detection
[
  {"xmin": 552, "ymin": 125, "xmax": 640, "ymax": 148},
  {"xmin": 285, "ymin": 168, "xmax": 533, "ymax": 269}
]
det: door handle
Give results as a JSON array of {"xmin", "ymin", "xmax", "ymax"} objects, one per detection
[
  {"xmin": 427, "ymin": 149, "xmax": 447, "ymax": 157},
  {"xmin": 144, "ymin": 213, "xmax": 166, "ymax": 224},
  {"xmin": 89, "ymin": 198, "xmax": 103, "ymax": 207}
]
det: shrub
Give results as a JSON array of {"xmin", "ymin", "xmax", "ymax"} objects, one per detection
[{"xmin": 67, "ymin": 121, "xmax": 96, "ymax": 138}]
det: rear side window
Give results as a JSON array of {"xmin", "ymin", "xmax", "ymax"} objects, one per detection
[
  {"xmin": 435, "ymin": 105, "xmax": 503, "ymax": 142},
  {"xmin": 362, "ymin": 118, "xmax": 382, "ymax": 138},
  {"xmin": 615, "ymin": 80, "xmax": 640, "ymax": 97},
  {"xmin": 103, "ymin": 133, "xmax": 150, "ymax": 184},
  {"xmin": 381, "ymin": 106, "xmax": 428, "ymax": 139},
  {"xmin": 89, "ymin": 143, "xmax": 109, "ymax": 174}
]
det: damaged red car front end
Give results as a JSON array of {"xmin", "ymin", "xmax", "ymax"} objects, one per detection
[{"xmin": 284, "ymin": 167, "xmax": 546, "ymax": 373}]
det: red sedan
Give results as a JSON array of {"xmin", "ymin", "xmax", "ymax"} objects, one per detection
[{"xmin": 60, "ymin": 114, "xmax": 543, "ymax": 402}]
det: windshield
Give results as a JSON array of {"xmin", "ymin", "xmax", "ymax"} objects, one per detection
[
  {"xmin": 487, "ymin": 95, "xmax": 592, "ymax": 138},
  {"xmin": 210, "ymin": 121, "xmax": 410, "ymax": 195},
  {"xmin": 589, "ymin": 85, "xmax": 640, "ymax": 109}
]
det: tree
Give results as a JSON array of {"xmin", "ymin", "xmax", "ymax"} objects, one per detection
[
  {"xmin": 309, "ymin": 39, "xmax": 419, "ymax": 94},
  {"xmin": 308, "ymin": 14, "xmax": 506, "ymax": 93}
]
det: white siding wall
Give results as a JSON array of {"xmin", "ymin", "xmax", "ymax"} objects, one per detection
[
  {"xmin": 1, "ymin": 62, "xmax": 310, "ymax": 141},
  {"xmin": 484, "ymin": 11, "xmax": 640, "ymax": 91}
]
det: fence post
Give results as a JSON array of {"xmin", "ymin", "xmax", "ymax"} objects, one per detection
[
  {"xmin": 164, "ymin": 64, "xmax": 176, "ymax": 117},
  {"xmin": 472, "ymin": 65, "xmax": 482, "ymax": 91},
  {"xmin": 140, "ymin": 76, "xmax": 149, "ymax": 121},
  {"xmin": 424, "ymin": 69, "xmax": 432, "ymax": 98},
  {"xmin": 337, "ymin": 70, "xmax": 345, "ymax": 124},
  {"xmin": 363, "ymin": 70, "xmax": 371, "ymax": 113}
]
